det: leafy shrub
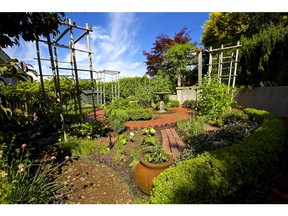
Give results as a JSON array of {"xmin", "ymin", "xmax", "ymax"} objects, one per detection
[
  {"xmin": 182, "ymin": 99, "xmax": 196, "ymax": 110},
  {"xmin": 115, "ymin": 136, "xmax": 127, "ymax": 161},
  {"xmin": 187, "ymin": 118, "xmax": 259, "ymax": 153},
  {"xmin": 142, "ymin": 127, "xmax": 156, "ymax": 136},
  {"xmin": 141, "ymin": 136, "xmax": 156, "ymax": 146},
  {"xmin": 143, "ymin": 145, "xmax": 169, "ymax": 163},
  {"xmin": 105, "ymin": 109, "xmax": 129, "ymax": 134},
  {"xmin": 222, "ymin": 108, "xmax": 248, "ymax": 124},
  {"xmin": 67, "ymin": 121, "xmax": 106, "ymax": 139},
  {"xmin": 150, "ymin": 108, "xmax": 285, "ymax": 204},
  {"xmin": 167, "ymin": 100, "xmax": 180, "ymax": 108},
  {"xmin": 196, "ymin": 76, "xmax": 235, "ymax": 121},
  {"xmin": 126, "ymin": 109, "xmax": 152, "ymax": 121},
  {"xmin": 59, "ymin": 136, "xmax": 109, "ymax": 157},
  {"xmin": 176, "ymin": 116, "xmax": 206, "ymax": 138}
]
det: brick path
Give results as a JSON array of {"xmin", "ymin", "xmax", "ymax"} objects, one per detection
[
  {"xmin": 161, "ymin": 128, "xmax": 186, "ymax": 156},
  {"xmin": 125, "ymin": 107, "xmax": 192, "ymax": 130}
]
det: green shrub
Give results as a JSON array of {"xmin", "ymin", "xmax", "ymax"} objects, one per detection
[
  {"xmin": 176, "ymin": 116, "xmax": 206, "ymax": 138},
  {"xmin": 141, "ymin": 136, "xmax": 156, "ymax": 146},
  {"xmin": 167, "ymin": 100, "xmax": 180, "ymax": 108},
  {"xmin": 126, "ymin": 109, "xmax": 152, "ymax": 121},
  {"xmin": 105, "ymin": 109, "xmax": 129, "ymax": 134},
  {"xmin": 196, "ymin": 76, "xmax": 235, "ymax": 121},
  {"xmin": 150, "ymin": 108, "xmax": 285, "ymax": 204},
  {"xmin": 59, "ymin": 136, "xmax": 109, "ymax": 157},
  {"xmin": 182, "ymin": 99, "xmax": 196, "ymax": 110}
]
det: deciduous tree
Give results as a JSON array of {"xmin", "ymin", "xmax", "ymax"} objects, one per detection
[{"xmin": 143, "ymin": 27, "xmax": 196, "ymax": 77}]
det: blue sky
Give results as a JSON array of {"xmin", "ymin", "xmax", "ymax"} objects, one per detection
[{"xmin": 3, "ymin": 12, "xmax": 210, "ymax": 80}]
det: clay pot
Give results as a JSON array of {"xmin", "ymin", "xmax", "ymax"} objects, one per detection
[{"xmin": 133, "ymin": 153, "xmax": 173, "ymax": 195}]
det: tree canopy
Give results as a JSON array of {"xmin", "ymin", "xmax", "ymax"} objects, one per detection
[
  {"xmin": 201, "ymin": 12, "xmax": 288, "ymax": 48},
  {"xmin": 143, "ymin": 27, "xmax": 196, "ymax": 77},
  {"xmin": 0, "ymin": 12, "xmax": 65, "ymax": 48},
  {"xmin": 143, "ymin": 27, "xmax": 197, "ymax": 87}
]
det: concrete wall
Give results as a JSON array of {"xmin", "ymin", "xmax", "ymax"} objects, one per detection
[
  {"xmin": 234, "ymin": 86, "xmax": 288, "ymax": 117},
  {"xmin": 170, "ymin": 87, "xmax": 197, "ymax": 104}
]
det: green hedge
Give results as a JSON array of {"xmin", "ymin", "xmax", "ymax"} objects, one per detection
[
  {"xmin": 126, "ymin": 109, "xmax": 152, "ymax": 121},
  {"xmin": 150, "ymin": 108, "xmax": 286, "ymax": 204},
  {"xmin": 104, "ymin": 108, "xmax": 152, "ymax": 121}
]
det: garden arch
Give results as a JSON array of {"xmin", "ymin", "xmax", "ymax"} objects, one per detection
[{"xmin": 207, "ymin": 41, "xmax": 241, "ymax": 88}]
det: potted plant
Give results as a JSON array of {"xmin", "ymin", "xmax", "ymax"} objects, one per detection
[{"xmin": 133, "ymin": 145, "xmax": 173, "ymax": 195}]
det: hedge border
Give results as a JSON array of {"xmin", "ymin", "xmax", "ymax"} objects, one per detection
[{"xmin": 150, "ymin": 108, "xmax": 286, "ymax": 204}]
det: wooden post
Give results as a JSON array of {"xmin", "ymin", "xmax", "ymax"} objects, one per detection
[
  {"xmin": 198, "ymin": 49, "xmax": 202, "ymax": 86},
  {"xmin": 232, "ymin": 41, "xmax": 240, "ymax": 88},
  {"xmin": 208, "ymin": 47, "xmax": 212, "ymax": 81},
  {"xmin": 218, "ymin": 45, "xmax": 224, "ymax": 82},
  {"xmin": 69, "ymin": 19, "xmax": 82, "ymax": 122},
  {"xmin": 86, "ymin": 23, "xmax": 97, "ymax": 121},
  {"xmin": 35, "ymin": 40, "xmax": 46, "ymax": 107},
  {"xmin": 46, "ymin": 33, "xmax": 67, "ymax": 142}
]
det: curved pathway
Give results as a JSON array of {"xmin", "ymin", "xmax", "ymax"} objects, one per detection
[{"xmin": 125, "ymin": 107, "xmax": 192, "ymax": 130}]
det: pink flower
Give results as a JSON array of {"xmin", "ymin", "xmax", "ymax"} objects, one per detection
[
  {"xmin": 65, "ymin": 156, "xmax": 70, "ymax": 160},
  {"xmin": 18, "ymin": 164, "xmax": 26, "ymax": 173},
  {"xmin": 50, "ymin": 156, "xmax": 57, "ymax": 160},
  {"xmin": 21, "ymin": 144, "xmax": 27, "ymax": 149}
]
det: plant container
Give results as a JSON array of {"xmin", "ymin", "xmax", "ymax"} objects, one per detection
[{"xmin": 133, "ymin": 153, "xmax": 173, "ymax": 195}]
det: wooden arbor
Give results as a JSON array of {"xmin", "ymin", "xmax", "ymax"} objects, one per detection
[
  {"xmin": 207, "ymin": 41, "xmax": 241, "ymax": 88},
  {"xmin": 35, "ymin": 18, "xmax": 99, "ymax": 140}
]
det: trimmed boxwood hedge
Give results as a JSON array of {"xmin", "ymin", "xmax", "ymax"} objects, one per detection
[
  {"xmin": 150, "ymin": 108, "xmax": 286, "ymax": 204},
  {"xmin": 104, "ymin": 108, "xmax": 152, "ymax": 121}
]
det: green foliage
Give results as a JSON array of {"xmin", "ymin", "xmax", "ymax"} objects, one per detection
[
  {"xmin": 126, "ymin": 109, "xmax": 152, "ymax": 121},
  {"xmin": 176, "ymin": 116, "xmax": 206, "ymax": 138},
  {"xmin": 129, "ymin": 149, "xmax": 140, "ymax": 168},
  {"xmin": 141, "ymin": 136, "xmax": 156, "ymax": 146},
  {"xmin": 166, "ymin": 100, "xmax": 180, "ymax": 108},
  {"xmin": 7, "ymin": 162, "xmax": 63, "ymax": 204},
  {"xmin": 59, "ymin": 136, "xmax": 109, "ymax": 157},
  {"xmin": 115, "ymin": 136, "xmax": 127, "ymax": 161},
  {"xmin": 150, "ymin": 108, "xmax": 285, "ymax": 203},
  {"xmin": 196, "ymin": 76, "xmax": 235, "ymax": 121},
  {"xmin": 105, "ymin": 109, "xmax": 129, "ymax": 134},
  {"xmin": 202, "ymin": 12, "xmax": 288, "ymax": 48},
  {"xmin": 143, "ymin": 145, "xmax": 169, "ymax": 164},
  {"xmin": 182, "ymin": 99, "xmax": 196, "ymax": 110},
  {"xmin": 187, "ymin": 117, "xmax": 259, "ymax": 153},
  {"xmin": 239, "ymin": 24, "xmax": 288, "ymax": 86},
  {"xmin": 67, "ymin": 121, "xmax": 105, "ymax": 139},
  {"xmin": 163, "ymin": 43, "xmax": 196, "ymax": 87},
  {"xmin": 142, "ymin": 126, "xmax": 156, "ymax": 136},
  {"xmin": 0, "ymin": 140, "xmax": 63, "ymax": 204},
  {"xmin": 0, "ymin": 12, "xmax": 64, "ymax": 48}
]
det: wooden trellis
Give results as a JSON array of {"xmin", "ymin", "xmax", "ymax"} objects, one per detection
[{"xmin": 207, "ymin": 41, "xmax": 241, "ymax": 88}]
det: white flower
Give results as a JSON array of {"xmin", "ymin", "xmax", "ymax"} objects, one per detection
[
  {"xmin": 21, "ymin": 143, "xmax": 27, "ymax": 149},
  {"xmin": 129, "ymin": 132, "xmax": 135, "ymax": 138},
  {"xmin": 0, "ymin": 170, "xmax": 8, "ymax": 178},
  {"xmin": 65, "ymin": 156, "xmax": 70, "ymax": 160},
  {"xmin": 0, "ymin": 150, "xmax": 3, "ymax": 159}
]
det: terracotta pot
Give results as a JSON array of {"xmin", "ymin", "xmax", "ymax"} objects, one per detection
[{"xmin": 133, "ymin": 153, "xmax": 173, "ymax": 195}]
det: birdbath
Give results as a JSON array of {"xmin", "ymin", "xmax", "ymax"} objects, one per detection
[{"xmin": 153, "ymin": 92, "xmax": 170, "ymax": 113}]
